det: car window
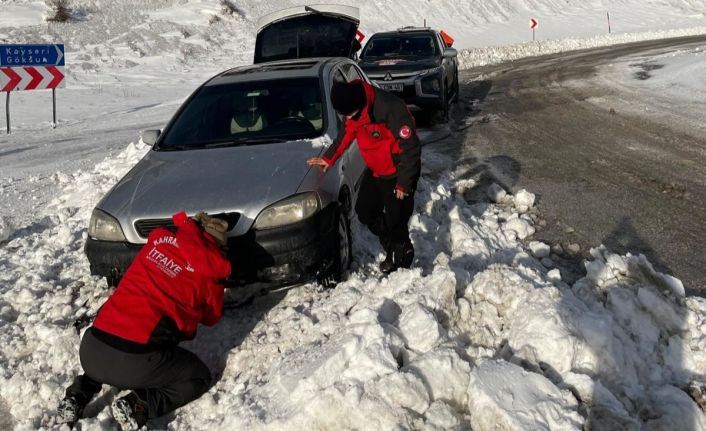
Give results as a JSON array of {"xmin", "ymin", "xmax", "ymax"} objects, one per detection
[
  {"xmin": 361, "ymin": 34, "xmax": 437, "ymax": 59},
  {"xmin": 331, "ymin": 69, "xmax": 348, "ymax": 123},
  {"xmin": 159, "ymin": 78, "xmax": 324, "ymax": 149},
  {"xmin": 341, "ymin": 63, "xmax": 362, "ymax": 82},
  {"xmin": 333, "ymin": 69, "xmax": 347, "ymax": 84}
]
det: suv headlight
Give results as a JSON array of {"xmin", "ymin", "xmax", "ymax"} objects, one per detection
[
  {"xmin": 88, "ymin": 209, "xmax": 127, "ymax": 241},
  {"xmin": 254, "ymin": 192, "xmax": 320, "ymax": 230},
  {"xmin": 420, "ymin": 66, "xmax": 443, "ymax": 77}
]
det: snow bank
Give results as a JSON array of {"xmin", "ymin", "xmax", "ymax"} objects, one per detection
[
  {"xmin": 459, "ymin": 27, "xmax": 706, "ymax": 69},
  {"xmin": 2, "ymin": 138, "xmax": 704, "ymax": 430},
  {"xmin": 0, "ymin": 2, "xmax": 45, "ymax": 28},
  {"xmin": 0, "ymin": 216, "xmax": 13, "ymax": 243},
  {"xmin": 468, "ymin": 360, "xmax": 583, "ymax": 430}
]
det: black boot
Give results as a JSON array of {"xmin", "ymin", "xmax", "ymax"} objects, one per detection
[
  {"xmin": 379, "ymin": 252, "xmax": 395, "ymax": 274},
  {"xmin": 57, "ymin": 395, "xmax": 88, "ymax": 427},
  {"xmin": 380, "ymin": 241, "xmax": 414, "ymax": 274},
  {"xmin": 111, "ymin": 392, "xmax": 148, "ymax": 431},
  {"xmin": 378, "ymin": 235, "xmax": 393, "ymax": 273}
]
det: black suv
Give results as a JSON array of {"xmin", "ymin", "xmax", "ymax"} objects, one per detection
[{"xmin": 358, "ymin": 27, "xmax": 459, "ymax": 119}]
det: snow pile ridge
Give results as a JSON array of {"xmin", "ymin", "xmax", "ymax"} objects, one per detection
[
  {"xmin": 468, "ymin": 360, "xmax": 583, "ymax": 430},
  {"xmin": 1, "ymin": 129, "xmax": 705, "ymax": 430},
  {"xmin": 0, "ymin": 140, "xmax": 149, "ymax": 428},
  {"xmin": 458, "ymin": 27, "xmax": 706, "ymax": 69}
]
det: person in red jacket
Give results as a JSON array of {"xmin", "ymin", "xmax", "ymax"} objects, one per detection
[
  {"xmin": 308, "ymin": 80, "xmax": 421, "ymax": 273},
  {"xmin": 57, "ymin": 211, "xmax": 231, "ymax": 430}
]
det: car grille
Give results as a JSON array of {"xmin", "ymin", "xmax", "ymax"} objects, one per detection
[
  {"xmin": 134, "ymin": 213, "xmax": 241, "ymax": 238},
  {"xmin": 134, "ymin": 218, "xmax": 176, "ymax": 238},
  {"xmin": 367, "ymin": 71, "xmax": 420, "ymax": 80}
]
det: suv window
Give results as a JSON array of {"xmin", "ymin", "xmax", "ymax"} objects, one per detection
[
  {"xmin": 437, "ymin": 33, "xmax": 448, "ymax": 49},
  {"xmin": 361, "ymin": 33, "xmax": 438, "ymax": 59},
  {"xmin": 159, "ymin": 78, "xmax": 323, "ymax": 149}
]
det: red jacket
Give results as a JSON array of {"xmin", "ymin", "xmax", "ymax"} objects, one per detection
[
  {"xmin": 323, "ymin": 80, "xmax": 421, "ymax": 194},
  {"xmin": 93, "ymin": 212, "xmax": 231, "ymax": 347}
]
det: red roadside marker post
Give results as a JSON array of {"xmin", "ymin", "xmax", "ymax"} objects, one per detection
[
  {"xmin": 530, "ymin": 18, "xmax": 538, "ymax": 41},
  {"xmin": 0, "ymin": 44, "xmax": 66, "ymax": 134}
]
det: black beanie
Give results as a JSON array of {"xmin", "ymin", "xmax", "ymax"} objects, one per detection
[{"xmin": 331, "ymin": 81, "xmax": 367, "ymax": 115}]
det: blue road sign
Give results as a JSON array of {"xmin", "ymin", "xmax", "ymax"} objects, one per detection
[{"xmin": 0, "ymin": 44, "xmax": 65, "ymax": 67}]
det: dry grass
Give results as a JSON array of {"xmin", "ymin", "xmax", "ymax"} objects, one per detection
[
  {"xmin": 219, "ymin": 0, "xmax": 244, "ymax": 19},
  {"xmin": 45, "ymin": 0, "xmax": 71, "ymax": 22}
]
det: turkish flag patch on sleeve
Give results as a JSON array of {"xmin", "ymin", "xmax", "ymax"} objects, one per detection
[{"xmin": 399, "ymin": 125, "xmax": 412, "ymax": 139}]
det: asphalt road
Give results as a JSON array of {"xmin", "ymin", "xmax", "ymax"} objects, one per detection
[{"xmin": 448, "ymin": 35, "xmax": 706, "ymax": 295}]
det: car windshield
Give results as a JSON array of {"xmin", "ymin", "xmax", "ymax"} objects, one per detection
[
  {"xmin": 361, "ymin": 34, "xmax": 437, "ymax": 59},
  {"xmin": 158, "ymin": 77, "xmax": 324, "ymax": 150}
]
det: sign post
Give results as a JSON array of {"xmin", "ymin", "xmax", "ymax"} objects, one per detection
[
  {"xmin": 5, "ymin": 91, "xmax": 9, "ymax": 134},
  {"xmin": 607, "ymin": 12, "xmax": 612, "ymax": 34},
  {"xmin": 0, "ymin": 44, "xmax": 66, "ymax": 134},
  {"xmin": 530, "ymin": 18, "xmax": 538, "ymax": 41}
]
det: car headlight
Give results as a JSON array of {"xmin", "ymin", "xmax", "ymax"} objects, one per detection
[
  {"xmin": 254, "ymin": 192, "xmax": 320, "ymax": 230},
  {"xmin": 88, "ymin": 209, "xmax": 127, "ymax": 241}
]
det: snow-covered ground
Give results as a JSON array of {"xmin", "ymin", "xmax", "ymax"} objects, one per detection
[
  {"xmin": 575, "ymin": 45, "xmax": 706, "ymax": 135},
  {"xmin": 1, "ymin": 0, "xmax": 706, "ymax": 430}
]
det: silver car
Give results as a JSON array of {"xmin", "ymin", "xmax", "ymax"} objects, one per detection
[{"xmin": 85, "ymin": 6, "xmax": 368, "ymax": 287}]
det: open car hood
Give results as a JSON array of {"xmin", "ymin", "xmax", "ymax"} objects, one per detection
[{"xmin": 255, "ymin": 5, "xmax": 360, "ymax": 64}]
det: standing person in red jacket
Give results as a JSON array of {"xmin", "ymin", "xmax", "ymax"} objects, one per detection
[
  {"xmin": 308, "ymin": 80, "xmax": 421, "ymax": 274},
  {"xmin": 57, "ymin": 211, "xmax": 231, "ymax": 430}
]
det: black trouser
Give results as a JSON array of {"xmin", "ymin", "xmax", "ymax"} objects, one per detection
[
  {"xmin": 65, "ymin": 328, "xmax": 211, "ymax": 419},
  {"xmin": 355, "ymin": 169, "xmax": 417, "ymax": 249}
]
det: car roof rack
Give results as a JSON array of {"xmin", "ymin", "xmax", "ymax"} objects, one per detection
[{"xmin": 396, "ymin": 26, "xmax": 432, "ymax": 32}]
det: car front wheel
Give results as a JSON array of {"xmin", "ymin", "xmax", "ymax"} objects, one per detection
[{"xmin": 319, "ymin": 203, "xmax": 351, "ymax": 287}]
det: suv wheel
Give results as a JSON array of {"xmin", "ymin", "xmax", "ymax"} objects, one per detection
[
  {"xmin": 440, "ymin": 81, "xmax": 450, "ymax": 122},
  {"xmin": 452, "ymin": 69, "xmax": 460, "ymax": 103}
]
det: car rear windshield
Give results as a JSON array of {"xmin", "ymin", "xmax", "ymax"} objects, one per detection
[
  {"xmin": 255, "ymin": 14, "xmax": 358, "ymax": 63},
  {"xmin": 158, "ymin": 78, "xmax": 324, "ymax": 150},
  {"xmin": 361, "ymin": 34, "xmax": 437, "ymax": 59}
]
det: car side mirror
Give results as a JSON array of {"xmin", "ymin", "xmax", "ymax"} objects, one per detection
[
  {"xmin": 443, "ymin": 48, "xmax": 457, "ymax": 58},
  {"xmin": 141, "ymin": 129, "xmax": 161, "ymax": 146}
]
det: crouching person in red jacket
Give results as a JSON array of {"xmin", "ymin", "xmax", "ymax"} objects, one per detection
[{"xmin": 58, "ymin": 211, "xmax": 231, "ymax": 430}]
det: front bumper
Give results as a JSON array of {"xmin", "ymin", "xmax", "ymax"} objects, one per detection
[
  {"xmin": 85, "ymin": 205, "xmax": 338, "ymax": 287},
  {"xmin": 371, "ymin": 73, "xmax": 444, "ymax": 109}
]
